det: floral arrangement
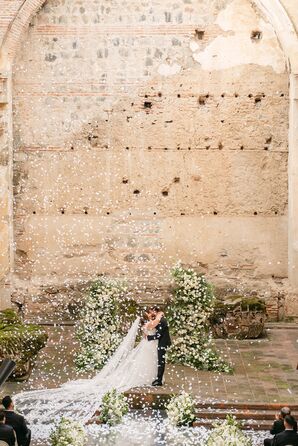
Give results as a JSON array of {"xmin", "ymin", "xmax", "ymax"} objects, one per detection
[
  {"xmin": 167, "ymin": 263, "xmax": 232, "ymax": 373},
  {"xmin": 50, "ymin": 417, "xmax": 87, "ymax": 446},
  {"xmin": 207, "ymin": 415, "xmax": 252, "ymax": 446},
  {"xmin": 166, "ymin": 393, "xmax": 196, "ymax": 427},
  {"xmin": 75, "ymin": 279, "xmax": 137, "ymax": 370},
  {"xmin": 99, "ymin": 389, "xmax": 129, "ymax": 426}
]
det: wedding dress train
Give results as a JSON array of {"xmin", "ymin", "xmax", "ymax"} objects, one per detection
[{"xmin": 14, "ymin": 317, "xmax": 158, "ymax": 439}]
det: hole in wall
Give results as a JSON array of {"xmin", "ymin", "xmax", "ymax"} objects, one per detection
[
  {"xmin": 198, "ymin": 95, "xmax": 206, "ymax": 105},
  {"xmin": 195, "ymin": 29, "xmax": 205, "ymax": 40},
  {"xmin": 234, "ymin": 93, "xmax": 239, "ymax": 98},
  {"xmin": 144, "ymin": 101, "xmax": 152, "ymax": 109},
  {"xmin": 255, "ymin": 95, "xmax": 262, "ymax": 104},
  {"xmin": 162, "ymin": 190, "xmax": 169, "ymax": 196},
  {"xmin": 218, "ymin": 142, "xmax": 223, "ymax": 150},
  {"xmin": 213, "ymin": 211, "xmax": 218, "ymax": 215},
  {"xmin": 122, "ymin": 178, "xmax": 129, "ymax": 184},
  {"xmin": 133, "ymin": 189, "xmax": 140, "ymax": 195},
  {"xmin": 173, "ymin": 177, "xmax": 180, "ymax": 183},
  {"xmin": 254, "ymin": 211, "xmax": 258, "ymax": 215},
  {"xmin": 32, "ymin": 211, "xmax": 36, "ymax": 215},
  {"xmin": 251, "ymin": 30, "xmax": 262, "ymax": 41},
  {"xmin": 177, "ymin": 94, "xmax": 181, "ymax": 98},
  {"xmin": 61, "ymin": 209, "xmax": 65, "ymax": 215},
  {"xmin": 240, "ymin": 145, "xmax": 244, "ymax": 150},
  {"xmin": 180, "ymin": 212, "xmax": 185, "ymax": 216}
]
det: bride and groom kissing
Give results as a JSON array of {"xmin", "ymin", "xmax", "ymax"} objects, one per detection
[
  {"xmin": 13, "ymin": 306, "xmax": 172, "ymax": 433},
  {"xmin": 142, "ymin": 306, "xmax": 172, "ymax": 386}
]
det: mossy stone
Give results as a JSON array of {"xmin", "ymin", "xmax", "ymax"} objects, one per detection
[
  {"xmin": 0, "ymin": 309, "xmax": 48, "ymax": 381},
  {"xmin": 211, "ymin": 296, "xmax": 267, "ymax": 339}
]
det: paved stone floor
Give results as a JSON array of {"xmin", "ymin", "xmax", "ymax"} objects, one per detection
[{"xmin": 2, "ymin": 324, "xmax": 297, "ymax": 405}]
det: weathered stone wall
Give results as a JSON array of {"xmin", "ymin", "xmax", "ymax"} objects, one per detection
[
  {"xmin": 1, "ymin": 0, "xmax": 297, "ymax": 320},
  {"xmin": 9, "ymin": 0, "xmax": 290, "ymax": 320}
]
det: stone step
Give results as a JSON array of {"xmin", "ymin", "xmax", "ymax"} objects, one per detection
[
  {"xmin": 125, "ymin": 389, "xmax": 297, "ymax": 431},
  {"xmin": 195, "ymin": 410, "xmax": 278, "ymax": 420},
  {"xmin": 125, "ymin": 389, "xmax": 298, "ymax": 412},
  {"xmin": 195, "ymin": 402, "xmax": 298, "ymax": 411},
  {"xmin": 193, "ymin": 419, "xmax": 272, "ymax": 431}
]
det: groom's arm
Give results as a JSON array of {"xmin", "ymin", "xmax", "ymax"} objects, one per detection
[{"xmin": 147, "ymin": 333, "xmax": 158, "ymax": 341}]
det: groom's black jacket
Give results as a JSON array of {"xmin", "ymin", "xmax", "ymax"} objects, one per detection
[{"xmin": 147, "ymin": 317, "xmax": 171, "ymax": 348}]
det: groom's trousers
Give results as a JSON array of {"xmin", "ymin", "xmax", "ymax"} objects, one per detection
[{"xmin": 157, "ymin": 347, "xmax": 167, "ymax": 383}]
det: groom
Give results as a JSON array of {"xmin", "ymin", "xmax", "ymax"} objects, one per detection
[{"xmin": 147, "ymin": 306, "xmax": 171, "ymax": 386}]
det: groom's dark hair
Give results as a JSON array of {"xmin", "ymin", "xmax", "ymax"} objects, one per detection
[{"xmin": 149, "ymin": 306, "xmax": 160, "ymax": 312}]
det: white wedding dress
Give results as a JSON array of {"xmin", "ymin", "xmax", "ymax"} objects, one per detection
[{"xmin": 14, "ymin": 317, "xmax": 158, "ymax": 439}]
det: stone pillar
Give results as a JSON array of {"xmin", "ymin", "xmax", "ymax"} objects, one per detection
[
  {"xmin": 0, "ymin": 66, "xmax": 13, "ymax": 309},
  {"xmin": 287, "ymin": 73, "xmax": 298, "ymax": 314}
]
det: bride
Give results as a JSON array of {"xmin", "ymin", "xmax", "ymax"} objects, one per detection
[{"xmin": 14, "ymin": 311, "xmax": 164, "ymax": 439}]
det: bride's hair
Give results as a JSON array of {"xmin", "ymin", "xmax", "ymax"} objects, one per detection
[
  {"xmin": 140, "ymin": 313, "xmax": 149, "ymax": 327},
  {"xmin": 149, "ymin": 306, "xmax": 160, "ymax": 313}
]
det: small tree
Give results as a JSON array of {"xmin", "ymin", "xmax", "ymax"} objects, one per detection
[
  {"xmin": 75, "ymin": 278, "xmax": 137, "ymax": 371},
  {"xmin": 167, "ymin": 264, "xmax": 232, "ymax": 373}
]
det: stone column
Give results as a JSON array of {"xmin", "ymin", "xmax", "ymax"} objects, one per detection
[
  {"xmin": 0, "ymin": 66, "xmax": 13, "ymax": 309},
  {"xmin": 287, "ymin": 73, "xmax": 298, "ymax": 314}
]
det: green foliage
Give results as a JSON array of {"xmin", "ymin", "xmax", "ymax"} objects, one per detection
[
  {"xmin": 99, "ymin": 389, "xmax": 129, "ymax": 426},
  {"xmin": 0, "ymin": 309, "xmax": 48, "ymax": 379},
  {"xmin": 167, "ymin": 264, "xmax": 232, "ymax": 373},
  {"xmin": 75, "ymin": 279, "xmax": 138, "ymax": 371},
  {"xmin": 166, "ymin": 393, "xmax": 196, "ymax": 427},
  {"xmin": 50, "ymin": 417, "xmax": 87, "ymax": 446},
  {"xmin": 0, "ymin": 308, "xmax": 22, "ymax": 327},
  {"xmin": 207, "ymin": 415, "xmax": 252, "ymax": 446}
]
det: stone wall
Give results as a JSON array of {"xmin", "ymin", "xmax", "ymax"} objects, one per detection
[{"xmin": 1, "ymin": 0, "xmax": 297, "ymax": 320}]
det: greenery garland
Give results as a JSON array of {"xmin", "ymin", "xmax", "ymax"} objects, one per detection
[{"xmin": 167, "ymin": 263, "xmax": 232, "ymax": 373}]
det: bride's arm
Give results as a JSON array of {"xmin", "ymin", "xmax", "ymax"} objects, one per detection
[{"xmin": 146, "ymin": 312, "xmax": 164, "ymax": 330}]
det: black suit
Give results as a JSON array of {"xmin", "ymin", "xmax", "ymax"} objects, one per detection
[
  {"xmin": 264, "ymin": 419, "xmax": 298, "ymax": 445},
  {"xmin": 147, "ymin": 317, "xmax": 171, "ymax": 383},
  {"xmin": 4, "ymin": 411, "xmax": 31, "ymax": 446},
  {"xmin": 272, "ymin": 430, "xmax": 298, "ymax": 446},
  {"xmin": 0, "ymin": 423, "xmax": 15, "ymax": 446}
]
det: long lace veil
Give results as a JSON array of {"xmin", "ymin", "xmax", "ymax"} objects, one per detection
[{"xmin": 14, "ymin": 317, "xmax": 141, "ymax": 438}]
